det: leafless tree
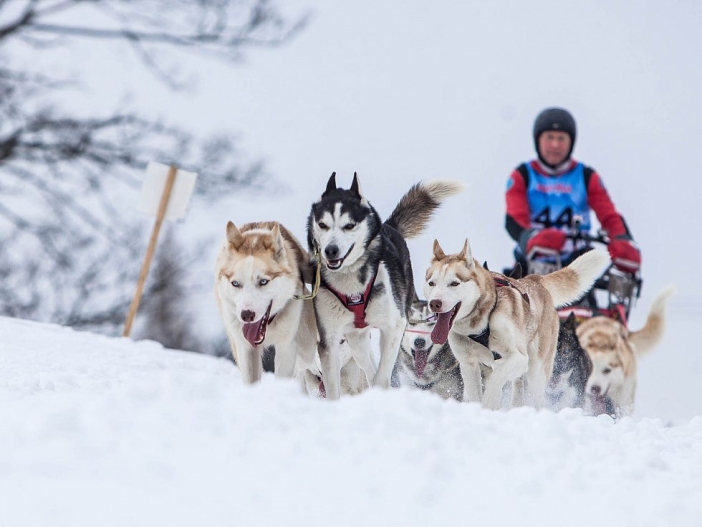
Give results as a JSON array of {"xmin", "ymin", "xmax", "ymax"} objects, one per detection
[{"xmin": 0, "ymin": 1, "xmax": 307, "ymax": 342}]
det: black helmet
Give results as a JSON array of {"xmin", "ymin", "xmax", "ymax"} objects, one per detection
[{"xmin": 533, "ymin": 107, "xmax": 576, "ymax": 166}]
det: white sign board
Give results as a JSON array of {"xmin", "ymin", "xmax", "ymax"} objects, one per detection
[{"xmin": 137, "ymin": 161, "xmax": 198, "ymax": 221}]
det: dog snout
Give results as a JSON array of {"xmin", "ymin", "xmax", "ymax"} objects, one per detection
[
  {"xmin": 590, "ymin": 385, "xmax": 601, "ymax": 396},
  {"xmin": 414, "ymin": 337, "xmax": 426, "ymax": 349},
  {"xmin": 324, "ymin": 244, "xmax": 340, "ymax": 259},
  {"xmin": 429, "ymin": 299, "xmax": 442, "ymax": 312},
  {"xmin": 241, "ymin": 309, "xmax": 256, "ymax": 323}
]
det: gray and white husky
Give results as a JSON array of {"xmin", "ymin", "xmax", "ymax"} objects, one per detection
[
  {"xmin": 307, "ymin": 172, "xmax": 462, "ymax": 399},
  {"xmin": 397, "ymin": 300, "xmax": 464, "ymax": 401}
]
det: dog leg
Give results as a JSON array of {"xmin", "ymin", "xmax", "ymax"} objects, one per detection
[
  {"xmin": 524, "ymin": 363, "xmax": 551, "ymax": 409},
  {"xmin": 236, "ymin": 343, "xmax": 263, "ymax": 384},
  {"xmin": 273, "ymin": 343, "xmax": 297, "ymax": 379},
  {"xmin": 483, "ymin": 312, "xmax": 531, "ymax": 410},
  {"xmin": 318, "ymin": 337, "xmax": 342, "ymax": 400},
  {"xmin": 483, "ymin": 351, "xmax": 528, "ymax": 410},
  {"xmin": 448, "ymin": 334, "xmax": 490, "ymax": 403},
  {"xmin": 346, "ymin": 330, "xmax": 377, "ymax": 388},
  {"xmin": 511, "ymin": 377, "xmax": 526, "ymax": 407},
  {"xmin": 523, "ymin": 321, "xmax": 559, "ymax": 409},
  {"xmin": 374, "ymin": 322, "xmax": 405, "ymax": 389}
]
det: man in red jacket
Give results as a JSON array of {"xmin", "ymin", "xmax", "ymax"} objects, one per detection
[{"xmin": 505, "ymin": 107, "xmax": 641, "ymax": 274}]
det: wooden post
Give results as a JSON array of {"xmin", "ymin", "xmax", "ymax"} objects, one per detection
[{"xmin": 123, "ymin": 165, "xmax": 178, "ymax": 337}]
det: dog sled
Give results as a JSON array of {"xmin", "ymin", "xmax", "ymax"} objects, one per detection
[
  {"xmin": 511, "ymin": 228, "xmax": 642, "ymax": 327},
  {"xmin": 509, "ymin": 227, "xmax": 643, "ymax": 414}
]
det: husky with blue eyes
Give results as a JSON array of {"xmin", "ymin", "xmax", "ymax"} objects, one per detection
[
  {"xmin": 215, "ymin": 221, "xmax": 318, "ymax": 386},
  {"xmin": 307, "ymin": 172, "xmax": 463, "ymax": 399}
]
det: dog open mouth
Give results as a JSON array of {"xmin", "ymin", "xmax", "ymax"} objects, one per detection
[
  {"xmin": 430, "ymin": 302, "xmax": 461, "ymax": 345},
  {"xmin": 242, "ymin": 302, "xmax": 273, "ymax": 347},
  {"xmin": 588, "ymin": 391, "xmax": 614, "ymax": 417},
  {"xmin": 326, "ymin": 244, "xmax": 354, "ymax": 270},
  {"xmin": 589, "ymin": 393, "xmax": 609, "ymax": 416},
  {"xmin": 412, "ymin": 348, "xmax": 429, "ymax": 377}
]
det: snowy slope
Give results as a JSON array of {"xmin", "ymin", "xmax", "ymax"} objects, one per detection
[{"xmin": 1, "ymin": 315, "xmax": 702, "ymax": 527}]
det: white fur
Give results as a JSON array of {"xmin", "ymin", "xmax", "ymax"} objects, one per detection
[{"xmin": 215, "ymin": 224, "xmax": 318, "ymax": 388}]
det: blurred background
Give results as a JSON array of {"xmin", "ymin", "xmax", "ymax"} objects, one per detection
[{"xmin": 1, "ymin": 1, "xmax": 699, "ymax": 377}]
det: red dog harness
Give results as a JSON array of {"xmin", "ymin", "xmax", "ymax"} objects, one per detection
[{"xmin": 325, "ymin": 272, "xmax": 377, "ymax": 329}]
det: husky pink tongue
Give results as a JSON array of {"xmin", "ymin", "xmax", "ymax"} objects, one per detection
[
  {"xmin": 242, "ymin": 318, "xmax": 266, "ymax": 347},
  {"xmin": 414, "ymin": 349, "xmax": 429, "ymax": 377},
  {"xmin": 590, "ymin": 395, "xmax": 608, "ymax": 416},
  {"xmin": 431, "ymin": 311, "xmax": 453, "ymax": 345}
]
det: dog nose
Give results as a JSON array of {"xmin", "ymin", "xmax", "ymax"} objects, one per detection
[
  {"xmin": 324, "ymin": 245, "xmax": 339, "ymax": 259},
  {"xmin": 429, "ymin": 299, "xmax": 442, "ymax": 312},
  {"xmin": 414, "ymin": 337, "xmax": 426, "ymax": 349},
  {"xmin": 590, "ymin": 385, "xmax": 601, "ymax": 395},
  {"xmin": 241, "ymin": 309, "xmax": 256, "ymax": 323}
]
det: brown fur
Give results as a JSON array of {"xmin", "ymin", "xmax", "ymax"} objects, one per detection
[
  {"xmin": 576, "ymin": 286, "xmax": 674, "ymax": 417},
  {"xmin": 425, "ymin": 240, "xmax": 609, "ymax": 409},
  {"xmin": 214, "ymin": 221, "xmax": 318, "ymax": 387}
]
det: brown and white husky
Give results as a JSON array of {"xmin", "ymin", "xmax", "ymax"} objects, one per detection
[
  {"xmin": 424, "ymin": 240, "xmax": 610, "ymax": 410},
  {"xmin": 215, "ymin": 221, "xmax": 318, "ymax": 386},
  {"xmin": 578, "ymin": 286, "xmax": 675, "ymax": 418}
]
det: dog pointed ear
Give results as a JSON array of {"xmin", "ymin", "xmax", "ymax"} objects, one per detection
[
  {"xmin": 564, "ymin": 311, "xmax": 577, "ymax": 331},
  {"xmin": 432, "ymin": 239, "xmax": 446, "ymax": 261},
  {"xmin": 270, "ymin": 223, "xmax": 287, "ymax": 263},
  {"xmin": 226, "ymin": 221, "xmax": 244, "ymax": 249},
  {"xmin": 350, "ymin": 172, "xmax": 366, "ymax": 202},
  {"xmin": 482, "ymin": 261, "xmax": 489, "ymax": 270},
  {"xmin": 458, "ymin": 239, "xmax": 474, "ymax": 267},
  {"xmin": 323, "ymin": 172, "xmax": 337, "ymax": 197},
  {"xmin": 509, "ymin": 262, "xmax": 523, "ymax": 279}
]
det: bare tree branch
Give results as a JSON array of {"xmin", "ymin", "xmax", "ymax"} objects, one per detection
[{"xmin": 0, "ymin": 0, "xmax": 305, "ymax": 342}]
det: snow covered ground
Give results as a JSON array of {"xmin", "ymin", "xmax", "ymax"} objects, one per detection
[
  {"xmin": 3, "ymin": 2, "xmax": 702, "ymax": 525},
  {"xmin": 1, "ymin": 312, "xmax": 701, "ymax": 527}
]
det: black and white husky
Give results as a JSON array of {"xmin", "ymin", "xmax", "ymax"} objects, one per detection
[{"xmin": 307, "ymin": 172, "xmax": 462, "ymax": 399}]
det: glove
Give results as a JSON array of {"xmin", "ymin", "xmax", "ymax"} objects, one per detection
[
  {"xmin": 608, "ymin": 237, "xmax": 641, "ymax": 273},
  {"xmin": 520, "ymin": 228, "xmax": 566, "ymax": 255}
]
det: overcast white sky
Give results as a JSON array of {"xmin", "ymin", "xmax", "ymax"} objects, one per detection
[
  {"xmin": 188, "ymin": 2, "xmax": 702, "ymax": 308},
  {"xmin": 19, "ymin": 1, "xmax": 702, "ymax": 331}
]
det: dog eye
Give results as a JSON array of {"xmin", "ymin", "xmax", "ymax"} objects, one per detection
[
  {"xmin": 231, "ymin": 280, "xmax": 241, "ymax": 288},
  {"xmin": 603, "ymin": 367, "xmax": 612, "ymax": 374},
  {"xmin": 259, "ymin": 278, "xmax": 269, "ymax": 286},
  {"xmin": 342, "ymin": 223, "xmax": 356, "ymax": 231},
  {"xmin": 318, "ymin": 222, "xmax": 329, "ymax": 230},
  {"xmin": 449, "ymin": 281, "xmax": 460, "ymax": 287},
  {"xmin": 427, "ymin": 281, "xmax": 435, "ymax": 287}
]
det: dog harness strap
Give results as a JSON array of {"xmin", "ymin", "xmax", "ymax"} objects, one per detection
[
  {"xmin": 493, "ymin": 275, "xmax": 530, "ymax": 306},
  {"xmin": 469, "ymin": 327, "xmax": 490, "ymax": 347},
  {"xmin": 325, "ymin": 272, "xmax": 377, "ymax": 329}
]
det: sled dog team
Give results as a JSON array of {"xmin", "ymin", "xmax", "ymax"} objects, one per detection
[{"xmin": 215, "ymin": 173, "xmax": 672, "ymax": 416}]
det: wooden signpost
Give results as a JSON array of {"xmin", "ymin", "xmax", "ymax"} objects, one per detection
[{"xmin": 123, "ymin": 162, "xmax": 198, "ymax": 338}]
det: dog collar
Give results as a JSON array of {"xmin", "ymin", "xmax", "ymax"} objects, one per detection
[{"xmin": 324, "ymin": 271, "xmax": 377, "ymax": 329}]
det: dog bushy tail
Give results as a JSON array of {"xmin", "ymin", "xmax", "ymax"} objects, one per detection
[
  {"xmin": 385, "ymin": 180, "xmax": 463, "ymax": 239},
  {"xmin": 629, "ymin": 286, "xmax": 675, "ymax": 355},
  {"xmin": 541, "ymin": 250, "xmax": 611, "ymax": 308}
]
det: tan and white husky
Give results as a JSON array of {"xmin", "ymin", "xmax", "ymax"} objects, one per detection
[
  {"xmin": 215, "ymin": 221, "xmax": 317, "ymax": 385},
  {"xmin": 577, "ymin": 286, "xmax": 675, "ymax": 418},
  {"xmin": 424, "ymin": 240, "xmax": 610, "ymax": 410}
]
